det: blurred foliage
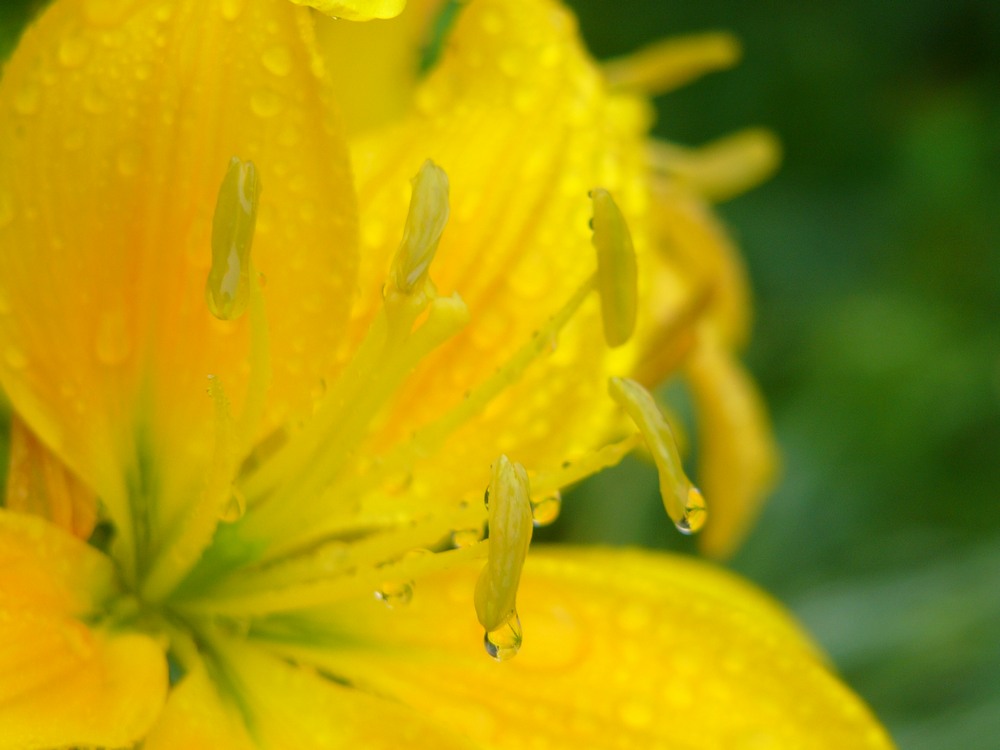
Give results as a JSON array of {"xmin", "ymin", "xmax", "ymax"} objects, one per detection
[{"xmin": 1, "ymin": 1, "xmax": 998, "ymax": 748}]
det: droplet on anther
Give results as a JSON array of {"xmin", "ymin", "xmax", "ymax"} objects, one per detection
[
  {"xmin": 206, "ymin": 157, "xmax": 261, "ymax": 320},
  {"xmin": 475, "ymin": 456, "xmax": 532, "ymax": 652},
  {"xmin": 591, "ymin": 188, "xmax": 638, "ymax": 348},
  {"xmin": 484, "ymin": 611, "xmax": 522, "ymax": 662},
  {"xmin": 675, "ymin": 486, "xmax": 707, "ymax": 534},
  {"xmin": 391, "ymin": 160, "xmax": 450, "ymax": 294},
  {"xmin": 609, "ymin": 377, "xmax": 708, "ymax": 535}
]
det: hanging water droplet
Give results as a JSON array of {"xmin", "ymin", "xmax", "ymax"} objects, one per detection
[
  {"xmin": 484, "ymin": 611, "xmax": 522, "ymax": 662},
  {"xmin": 374, "ymin": 580, "xmax": 414, "ymax": 609},
  {"xmin": 674, "ymin": 486, "xmax": 707, "ymax": 535},
  {"xmin": 219, "ymin": 486, "xmax": 246, "ymax": 522},
  {"xmin": 530, "ymin": 490, "xmax": 562, "ymax": 527},
  {"xmin": 451, "ymin": 525, "xmax": 485, "ymax": 548}
]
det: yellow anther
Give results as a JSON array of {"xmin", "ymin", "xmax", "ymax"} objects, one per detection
[
  {"xmin": 608, "ymin": 377, "xmax": 707, "ymax": 535},
  {"xmin": 206, "ymin": 157, "xmax": 261, "ymax": 321},
  {"xmin": 648, "ymin": 129, "xmax": 782, "ymax": 202},
  {"xmin": 591, "ymin": 188, "xmax": 638, "ymax": 348},
  {"xmin": 391, "ymin": 160, "xmax": 450, "ymax": 294},
  {"xmin": 603, "ymin": 32, "xmax": 741, "ymax": 96},
  {"xmin": 474, "ymin": 455, "xmax": 533, "ymax": 632}
]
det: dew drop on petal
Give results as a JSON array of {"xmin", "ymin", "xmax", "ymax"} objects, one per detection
[
  {"xmin": 484, "ymin": 611, "xmax": 522, "ymax": 662},
  {"xmin": 674, "ymin": 486, "xmax": 707, "ymax": 535},
  {"xmin": 261, "ymin": 45, "xmax": 292, "ymax": 77},
  {"xmin": 530, "ymin": 490, "xmax": 562, "ymax": 527},
  {"xmin": 219, "ymin": 486, "xmax": 247, "ymax": 523},
  {"xmin": 375, "ymin": 581, "xmax": 414, "ymax": 609},
  {"xmin": 250, "ymin": 88, "xmax": 283, "ymax": 118}
]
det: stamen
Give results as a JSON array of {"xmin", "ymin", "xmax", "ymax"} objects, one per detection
[
  {"xmin": 647, "ymin": 129, "xmax": 781, "ymax": 202},
  {"xmin": 391, "ymin": 160, "xmax": 450, "ymax": 294},
  {"xmin": 603, "ymin": 32, "xmax": 740, "ymax": 96},
  {"xmin": 591, "ymin": 188, "xmax": 638, "ymax": 348},
  {"xmin": 475, "ymin": 455, "xmax": 532, "ymax": 661},
  {"xmin": 206, "ymin": 157, "xmax": 261, "ymax": 321},
  {"xmin": 608, "ymin": 377, "xmax": 707, "ymax": 534}
]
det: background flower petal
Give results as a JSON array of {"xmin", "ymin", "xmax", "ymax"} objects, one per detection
[
  {"xmin": 0, "ymin": 0, "xmax": 357, "ymax": 563},
  {"xmin": 289, "ymin": 0, "xmax": 406, "ymax": 21},
  {"xmin": 338, "ymin": 0, "xmax": 654, "ymax": 509},
  {"xmin": 272, "ymin": 548, "xmax": 894, "ymax": 749}
]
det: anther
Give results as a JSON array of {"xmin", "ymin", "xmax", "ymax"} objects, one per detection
[
  {"xmin": 206, "ymin": 157, "xmax": 261, "ymax": 321},
  {"xmin": 475, "ymin": 455, "xmax": 532, "ymax": 637},
  {"xmin": 391, "ymin": 160, "xmax": 450, "ymax": 294},
  {"xmin": 608, "ymin": 377, "xmax": 707, "ymax": 534},
  {"xmin": 591, "ymin": 188, "xmax": 638, "ymax": 348}
]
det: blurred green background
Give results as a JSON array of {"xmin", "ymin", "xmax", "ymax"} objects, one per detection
[
  {"xmin": 2, "ymin": 1, "xmax": 997, "ymax": 748},
  {"xmin": 557, "ymin": 2, "xmax": 1000, "ymax": 749}
]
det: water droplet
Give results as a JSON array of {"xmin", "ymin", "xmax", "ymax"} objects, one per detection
[
  {"xmin": 250, "ymin": 88, "xmax": 283, "ymax": 118},
  {"xmin": 261, "ymin": 45, "xmax": 292, "ymax": 77},
  {"xmin": 219, "ymin": 486, "xmax": 246, "ymax": 522},
  {"xmin": 451, "ymin": 525, "xmax": 485, "ymax": 548},
  {"xmin": 674, "ymin": 486, "xmax": 707, "ymax": 535},
  {"xmin": 484, "ymin": 611, "xmax": 522, "ymax": 662},
  {"xmin": 95, "ymin": 310, "xmax": 130, "ymax": 365},
  {"xmin": 4, "ymin": 347, "xmax": 28, "ymax": 370},
  {"xmin": 530, "ymin": 490, "xmax": 562, "ymax": 527},
  {"xmin": 375, "ymin": 581, "xmax": 413, "ymax": 609},
  {"xmin": 58, "ymin": 36, "xmax": 92, "ymax": 68},
  {"xmin": 220, "ymin": 0, "xmax": 244, "ymax": 20},
  {"xmin": 14, "ymin": 83, "xmax": 40, "ymax": 115}
]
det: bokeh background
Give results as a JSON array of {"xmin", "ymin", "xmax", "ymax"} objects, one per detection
[{"xmin": 2, "ymin": 1, "xmax": 997, "ymax": 748}]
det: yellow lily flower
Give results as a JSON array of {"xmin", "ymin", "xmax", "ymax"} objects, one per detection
[{"xmin": 0, "ymin": 0, "xmax": 893, "ymax": 748}]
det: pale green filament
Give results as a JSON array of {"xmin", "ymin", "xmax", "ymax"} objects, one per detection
[
  {"xmin": 591, "ymin": 188, "xmax": 638, "ymax": 348},
  {"xmin": 391, "ymin": 160, "xmax": 450, "ymax": 294},
  {"xmin": 206, "ymin": 157, "xmax": 261, "ymax": 321},
  {"xmin": 474, "ymin": 455, "xmax": 533, "ymax": 632}
]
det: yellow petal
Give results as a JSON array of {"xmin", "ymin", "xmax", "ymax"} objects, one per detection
[
  {"xmin": 4, "ymin": 414, "xmax": 96, "ymax": 539},
  {"xmin": 343, "ymin": 0, "xmax": 653, "ymax": 506},
  {"xmin": 687, "ymin": 330, "xmax": 778, "ymax": 558},
  {"xmin": 0, "ymin": 0, "xmax": 357, "ymax": 570},
  {"xmin": 142, "ymin": 664, "xmax": 256, "ymax": 750},
  {"xmin": 212, "ymin": 639, "xmax": 479, "ymax": 750},
  {"xmin": 277, "ymin": 549, "xmax": 894, "ymax": 749},
  {"xmin": 290, "ymin": 0, "xmax": 407, "ymax": 21},
  {"xmin": 0, "ymin": 509, "xmax": 167, "ymax": 749},
  {"xmin": 315, "ymin": 0, "xmax": 448, "ymax": 133}
]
